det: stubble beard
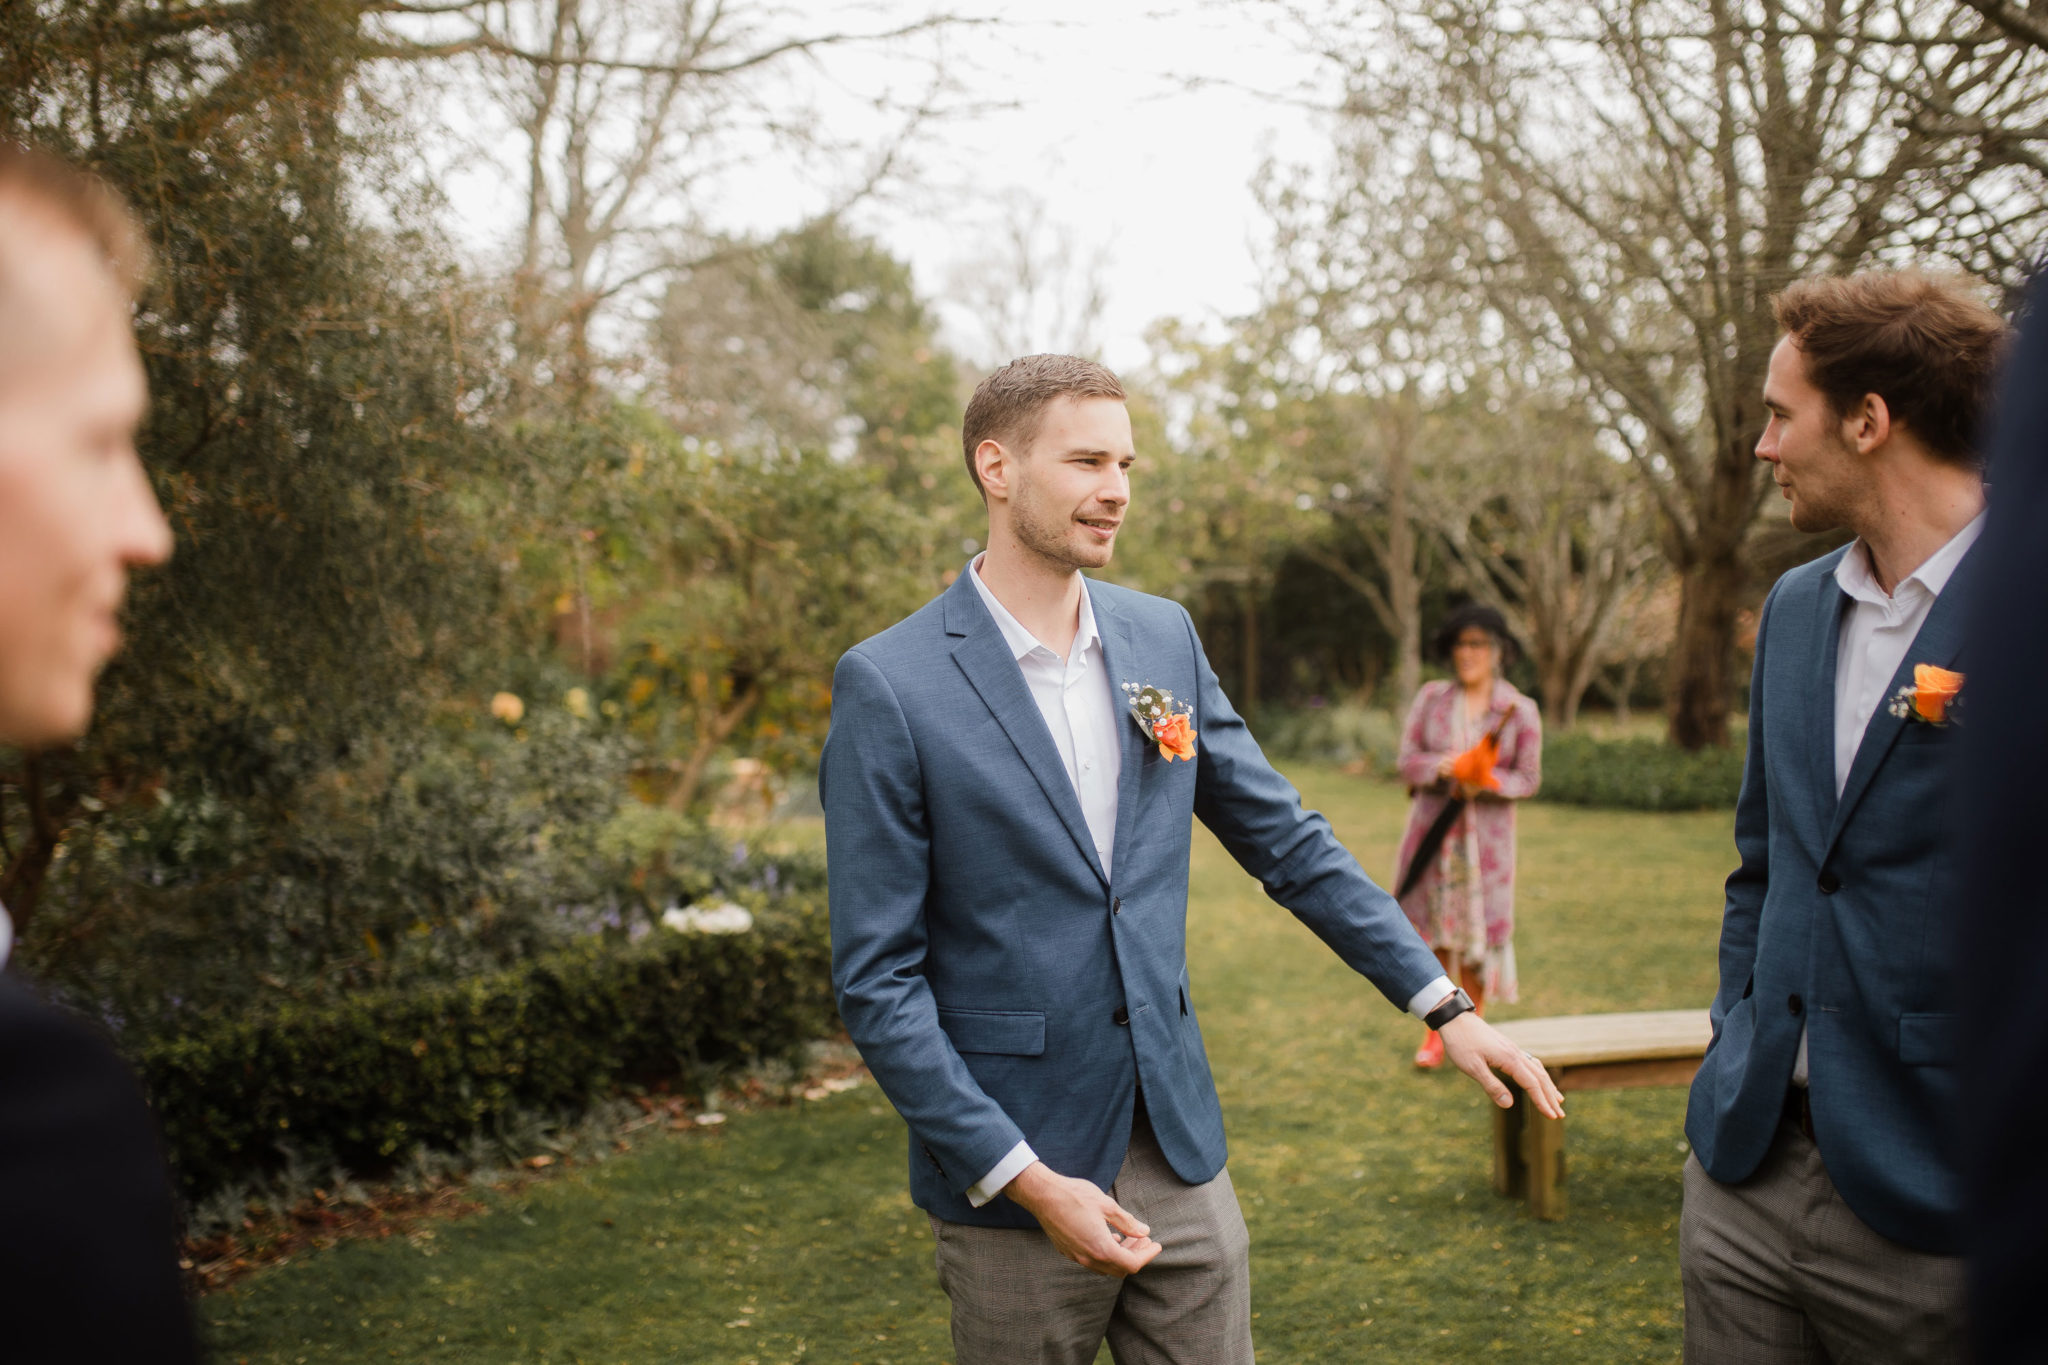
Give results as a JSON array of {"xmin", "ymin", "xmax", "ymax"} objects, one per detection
[
  {"xmin": 1786, "ymin": 428, "xmax": 1873, "ymax": 537},
  {"xmin": 1011, "ymin": 484, "xmax": 1112, "ymax": 574},
  {"xmin": 1785, "ymin": 464, "xmax": 1855, "ymax": 537}
]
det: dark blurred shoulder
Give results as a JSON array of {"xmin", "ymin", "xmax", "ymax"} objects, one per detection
[
  {"xmin": 0, "ymin": 970, "xmax": 144, "ymax": 1101},
  {"xmin": 0, "ymin": 970, "xmax": 202, "ymax": 1363}
]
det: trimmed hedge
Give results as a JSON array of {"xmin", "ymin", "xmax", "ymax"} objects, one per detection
[
  {"xmin": 1255, "ymin": 703, "xmax": 1403, "ymax": 776},
  {"xmin": 1536, "ymin": 732, "xmax": 1745, "ymax": 811},
  {"xmin": 135, "ymin": 900, "xmax": 834, "ymax": 1197}
]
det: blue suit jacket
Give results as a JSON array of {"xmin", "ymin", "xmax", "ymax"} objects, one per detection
[
  {"xmin": 1685, "ymin": 542, "xmax": 1975, "ymax": 1254},
  {"xmin": 822, "ymin": 567, "xmax": 1443, "ymax": 1228}
]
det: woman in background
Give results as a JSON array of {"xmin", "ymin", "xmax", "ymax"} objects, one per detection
[{"xmin": 1394, "ymin": 604, "xmax": 1542, "ymax": 1069}]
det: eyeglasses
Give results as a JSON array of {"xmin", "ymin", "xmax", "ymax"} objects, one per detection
[{"xmin": 1451, "ymin": 638, "xmax": 1496, "ymax": 652}]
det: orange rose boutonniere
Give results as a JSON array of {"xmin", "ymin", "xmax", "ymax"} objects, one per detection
[
  {"xmin": 1888, "ymin": 663, "xmax": 1965, "ymax": 726},
  {"xmin": 1122, "ymin": 682, "xmax": 1197, "ymax": 762}
]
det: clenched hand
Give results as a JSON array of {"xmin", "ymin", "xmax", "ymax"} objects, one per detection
[{"xmin": 1004, "ymin": 1161, "xmax": 1162, "ymax": 1277}]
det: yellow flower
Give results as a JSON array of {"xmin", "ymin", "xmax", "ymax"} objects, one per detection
[
  {"xmin": 489, "ymin": 691, "xmax": 525, "ymax": 724},
  {"xmin": 564, "ymin": 686, "xmax": 592, "ymax": 719}
]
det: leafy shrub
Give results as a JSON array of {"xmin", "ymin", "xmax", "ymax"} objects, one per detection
[
  {"xmin": 135, "ymin": 898, "xmax": 833, "ymax": 1199},
  {"xmin": 1254, "ymin": 702, "xmax": 1403, "ymax": 776},
  {"xmin": 1536, "ymin": 731, "xmax": 1744, "ymax": 811}
]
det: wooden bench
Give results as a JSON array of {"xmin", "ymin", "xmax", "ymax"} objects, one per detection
[{"xmin": 1489, "ymin": 1009, "xmax": 1712, "ymax": 1220}]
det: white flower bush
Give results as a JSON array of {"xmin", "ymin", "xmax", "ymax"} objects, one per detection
[{"xmin": 660, "ymin": 901, "xmax": 754, "ymax": 935}]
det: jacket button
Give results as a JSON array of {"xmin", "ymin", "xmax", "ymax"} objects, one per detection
[
  {"xmin": 1113, "ymin": 1006, "xmax": 1130, "ymax": 1026},
  {"xmin": 1112, "ymin": 897, "xmax": 1122, "ymax": 915},
  {"xmin": 1788, "ymin": 993, "xmax": 1804, "ymax": 1017},
  {"xmin": 1817, "ymin": 871, "xmax": 1841, "ymax": 894}
]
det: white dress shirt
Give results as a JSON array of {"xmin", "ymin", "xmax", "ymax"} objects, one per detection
[
  {"xmin": 960, "ymin": 556, "xmax": 1454, "ymax": 1201},
  {"xmin": 1794, "ymin": 511, "xmax": 1984, "ymax": 1085},
  {"xmin": 968, "ymin": 556, "xmax": 1123, "ymax": 877},
  {"xmin": 1829, "ymin": 514, "xmax": 1983, "ymax": 796}
]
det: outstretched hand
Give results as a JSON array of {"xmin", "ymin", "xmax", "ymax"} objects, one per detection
[
  {"xmin": 1005, "ymin": 1161, "xmax": 1162, "ymax": 1277},
  {"xmin": 1440, "ymin": 1013, "xmax": 1565, "ymax": 1119}
]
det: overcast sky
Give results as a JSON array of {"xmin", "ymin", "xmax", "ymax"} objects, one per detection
[
  {"xmin": 421, "ymin": 1, "xmax": 1341, "ymax": 375},
  {"xmin": 850, "ymin": 1, "xmax": 1338, "ymax": 371}
]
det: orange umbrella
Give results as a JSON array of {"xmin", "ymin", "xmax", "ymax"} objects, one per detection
[{"xmin": 1394, "ymin": 706, "xmax": 1516, "ymax": 901}]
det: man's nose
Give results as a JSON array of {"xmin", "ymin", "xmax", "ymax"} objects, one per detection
[{"xmin": 118, "ymin": 449, "xmax": 174, "ymax": 567}]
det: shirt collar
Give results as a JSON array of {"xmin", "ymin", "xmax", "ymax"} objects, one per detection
[
  {"xmin": 969, "ymin": 553, "xmax": 1100, "ymax": 663},
  {"xmin": 1834, "ymin": 510, "xmax": 1985, "ymax": 606}
]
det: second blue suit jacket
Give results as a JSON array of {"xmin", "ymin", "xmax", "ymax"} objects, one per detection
[
  {"xmin": 822, "ymin": 566, "xmax": 1443, "ymax": 1229},
  {"xmin": 1685, "ymin": 542, "xmax": 1975, "ymax": 1254}
]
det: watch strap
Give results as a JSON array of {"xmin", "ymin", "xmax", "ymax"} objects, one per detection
[{"xmin": 1424, "ymin": 987, "xmax": 1476, "ymax": 1031}]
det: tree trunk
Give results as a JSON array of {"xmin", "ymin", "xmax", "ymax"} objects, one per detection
[
  {"xmin": 1667, "ymin": 408, "xmax": 1771, "ymax": 749},
  {"xmin": 666, "ymin": 681, "xmax": 762, "ymax": 814},
  {"xmin": 1667, "ymin": 548, "xmax": 1746, "ymax": 750},
  {"xmin": 1535, "ymin": 649, "xmax": 1584, "ymax": 730},
  {"xmin": 0, "ymin": 752, "xmax": 72, "ymax": 938},
  {"xmin": 1241, "ymin": 587, "xmax": 1259, "ymax": 716},
  {"xmin": 1384, "ymin": 407, "xmax": 1422, "ymax": 707}
]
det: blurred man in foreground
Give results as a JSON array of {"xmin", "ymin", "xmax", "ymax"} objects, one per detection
[
  {"xmin": 0, "ymin": 142, "xmax": 195, "ymax": 1361},
  {"xmin": 1959, "ymin": 272, "xmax": 2048, "ymax": 1361},
  {"xmin": 1682, "ymin": 270, "xmax": 2007, "ymax": 1363}
]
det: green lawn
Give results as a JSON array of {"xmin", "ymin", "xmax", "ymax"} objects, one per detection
[{"xmin": 205, "ymin": 764, "xmax": 1733, "ymax": 1364}]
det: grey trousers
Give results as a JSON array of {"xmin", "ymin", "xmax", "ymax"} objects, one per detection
[
  {"xmin": 928, "ymin": 1107, "xmax": 1253, "ymax": 1365},
  {"xmin": 1680, "ymin": 1114, "xmax": 1965, "ymax": 1364}
]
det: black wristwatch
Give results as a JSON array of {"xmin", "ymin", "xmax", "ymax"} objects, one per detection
[{"xmin": 1424, "ymin": 987, "xmax": 1477, "ymax": 1031}]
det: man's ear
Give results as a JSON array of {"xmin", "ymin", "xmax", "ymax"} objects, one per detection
[
  {"xmin": 1847, "ymin": 391, "xmax": 1894, "ymax": 455},
  {"xmin": 975, "ymin": 438, "xmax": 1010, "ymax": 500}
]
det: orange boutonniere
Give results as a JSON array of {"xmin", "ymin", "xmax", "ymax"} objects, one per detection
[
  {"xmin": 1888, "ymin": 663, "xmax": 1965, "ymax": 726},
  {"xmin": 1122, "ymin": 682, "xmax": 1197, "ymax": 762}
]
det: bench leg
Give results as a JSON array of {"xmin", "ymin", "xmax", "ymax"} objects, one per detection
[
  {"xmin": 1520, "ymin": 1070, "xmax": 1567, "ymax": 1220},
  {"xmin": 1493, "ymin": 1084, "xmax": 1527, "ymax": 1199}
]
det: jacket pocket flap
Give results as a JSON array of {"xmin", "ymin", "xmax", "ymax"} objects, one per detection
[
  {"xmin": 938, "ymin": 1008, "xmax": 1046, "ymax": 1057},
  {"xmin": 1898, "ymin": 1012, "xmax": 1955, "ymax": 1066}
]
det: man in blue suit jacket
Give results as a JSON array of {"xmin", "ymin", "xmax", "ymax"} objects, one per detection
[
  {"xmin": 824, "ymin": 354, "xmax": 1562, "ymax": 1364},
  {"xmin": 1682, "ymin": 271, "xmax": 2009, "ymax": 1364}
]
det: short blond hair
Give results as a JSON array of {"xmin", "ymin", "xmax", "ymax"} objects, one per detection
[
  {"xmin": 0, "ymin": 144, "xmax": 150, "ymax": 378},
  {"xmin": 961, "ymin": 354, "xmax": 1125, "ymax": 497}
]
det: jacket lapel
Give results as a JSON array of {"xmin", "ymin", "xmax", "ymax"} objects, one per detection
[
  {"xmin": 1824, "ymin": 542, "xmax": 1979, "ymax": 853},
  {"xmin": 944, "ymin": 569, "xmax": 1109, "ymax": 888},
  {"xmin": 1091, "ymin": 590, "xmax": 1149, "ymax": 875},
  {"xmin": 1809, "ymin": 559, "xmax": 1852, "ymax": 839}
]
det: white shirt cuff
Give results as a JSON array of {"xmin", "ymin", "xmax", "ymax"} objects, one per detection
[
  {"xmin": 1407, "ymin": 975, "xmax": 1458, "ymax": 1021},
  {"xmin": 966, "ymin": 1141, "xmax": 1037, "ymax": 1208}
]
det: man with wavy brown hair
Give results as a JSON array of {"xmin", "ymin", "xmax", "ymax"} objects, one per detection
[
  {"xmin": 0, "ymin": 142, "xmax": 194, "ymax": 1361},
  {"xmin": 1682, "ymin": 270, "xmax": 2008, "ymax": 1364}
]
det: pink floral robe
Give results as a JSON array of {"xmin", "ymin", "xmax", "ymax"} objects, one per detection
[{"xmin": 1392, "ymin": 678, "xmax": 1542, "ymax": 1003}]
